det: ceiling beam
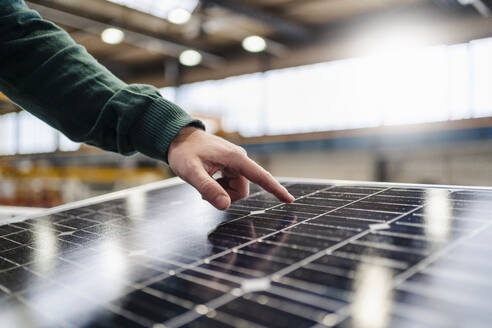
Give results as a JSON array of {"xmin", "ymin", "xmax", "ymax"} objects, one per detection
[
  {"xmin": 127, "ymin": 1, "xmax": 492, "ymax": 87},
  {"xmin": 433, "ymin": 0, "xmax": 491, "ymax": 16},
  {"xmin": 466, "ymin": 0, "xmax": 491, "ymax": 17},
  {"xmin": 201, "ymin": 0, "xmax": 311, "ymax": 40},
  {"xmin": 26, "ymin": 2, "xmax": 226, "ymax": 68}
]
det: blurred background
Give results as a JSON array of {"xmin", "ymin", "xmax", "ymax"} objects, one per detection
[{"xmin": 1, "ymin": 0, "xmax": 492, "ymax": 213}]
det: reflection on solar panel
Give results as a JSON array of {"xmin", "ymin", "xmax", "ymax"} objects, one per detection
[{"xmin": 0, "ymin": 178, "xmax": 491, "ymax": 327}]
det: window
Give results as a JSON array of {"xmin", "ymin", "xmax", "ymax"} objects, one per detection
[
  {"xmin": 18, "ymin": 111, "xmax": 57, "ymax": 154},
  {"xmin": 0, "ymin": 113, "xmax": 17, "ymax": 155},
  {"xmin": 162, "ymin": 37, "xmax": 492, "ymax": 137},
  {"xmin": 0, "ymin": 112, "xmax": 81, "ymax": 155}
]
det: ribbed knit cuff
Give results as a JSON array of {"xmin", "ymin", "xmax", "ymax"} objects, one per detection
[{"xmin": 131, "ymin": 98, "xmax": 205, "ymax": 163}]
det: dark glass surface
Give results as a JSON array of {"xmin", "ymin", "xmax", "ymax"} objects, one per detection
[{"xmin": 0, "ymin": 180, "xmax": 491, "ymax": 327}]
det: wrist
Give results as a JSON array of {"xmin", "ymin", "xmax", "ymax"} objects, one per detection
[{"xmin": 168, "ymin": 126, "xmax": 200, "ymax": 159}]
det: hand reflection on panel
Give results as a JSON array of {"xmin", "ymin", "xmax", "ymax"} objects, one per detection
[
  {"xmin": 120, "ymin": 186, "xmax": 226, "ymax": 264},
  {"xmin": 207, "ymin": 215, "xmax": 298, "ymax": 278}
]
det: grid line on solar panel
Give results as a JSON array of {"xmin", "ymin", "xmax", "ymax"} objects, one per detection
[
  {"xmin": 188, "ymin": 308, "xmax": 266, "ymax": 328},
  {"xmin": 394, "ymin": 220, "xmax": 475, "ymax": 232},
  {"xmin": 273, "ymin": 276, "xmax": 351, "ymax": 304},
  {"xmin": 164, "ymin": 292, "xmax": 240, "ymax": 328},
  {"xmin": 392, "ymin": 217, "xmax": 492, "ymax": 286},
  {"xmin": 189, "ymin": 291, "xmax": 327, "ymax": 328},
  {"xmin": 0, "ymin": 237, "xmax": 22, "ymax": 252},
  {"xmin": 134, "ymin": 186, "xmax": 391, "ymax": 294},
  {"xmin": 0, "ymin": 225, "xmax": 23, "ymax": 237},
  {"xmin": 218, "ymin": 184, "xmax": 336, "ymax": 229},
  {"xmin": 379, "ymin": 302, "xmax": 452, "ymax": 328},
  {"xmin": 267, "ymin": 284, "xmax": 346, "ymax": 313},
  {"xmin": 10, "ymin": 294, "xmax": 73, "ymax": 327},
  {"xmin": 247, "ymin": 292, "xmax": 329, "ymax": 324},
  {"xmin": 267, "ymin": 190, "xmax": 422, "ymax": 279},
  {"xmin": 5, "ymin": 192, "xmax": 268, "ymax": 304},
  {"xmin": 139, "ymin": 263, "xmax": 244, "ymax": 298},
  {"xmin": 391, "ymin": 297, "xmax": 492, "ymax": 328},
  {"xmin": 145, "ymin": 186, "xmax": 394, "ymax": 327},
  {"xmin": 1, "ymin": 182, "xmax": 491, "ymax": 328},
  {"xmin": 320, "ymin": 227, "xmax": 492, "ymax": 324},
  {"xmin": 228, "ymin": 248, "xmax": 296, "ymax": 265},
  {"xmin": 18, "ymin": 278, "xmax": 146, "ymax": 327},
  {"xmin": 398, "ymin": 279, "xmax": 492, "ymax": 310},
  {"xmin": 331, "ymin": 250, "xmax": 409, "ymax": 270},
  {"xmin": 368, "ymin": 230, "xmax": 431, "ymax": 241},
  {"xmin": 146, "ymin": 270, "xmax": 334, "ymax": 326},
  {"xmin": 420, "ymin": 266, "xmax": 492, "ymax": 292},
  {"xmin": 153, "ymin": 187, "xmax": 400, "ymax": 326},
  {"xmin": 102, "ymin": 301, "xmax": 154, "ymax": 327},
  {"xmin": 221, "ymin": 192, "xmax": 428, "ymax": 328},
  {"xmin": 350, "ymin": 240, "xmax": 430, "ymax": 255},
  {"xmin": 303, "ymin": 219, "xmax": 366, "ymax": 232}
]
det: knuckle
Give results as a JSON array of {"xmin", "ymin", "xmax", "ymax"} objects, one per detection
[
  {"xmin": 230, "ymin": 146, "xmax": 246, "ymax": 158},
  {"xmin": 237, "ymin": 146, "xmax": 247, "ymax": 156},
  {"xmin": 197, "ymin": 179, "xmax": 216, "ymax": 198}
]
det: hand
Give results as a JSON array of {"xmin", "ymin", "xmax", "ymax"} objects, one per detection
[{"xmin": 168, "ymin": 127, "xmax": 294, "ymax": 210}]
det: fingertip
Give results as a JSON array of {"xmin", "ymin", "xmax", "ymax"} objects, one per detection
[
  {"xmin": 279, "ymin": 185, "xmax": 295, "ymax": 203},
  {"xmin": 280, "ymin": 193, "xmax": 294, "ymax": 203},
  {"xmin": 214, "ymin": 195, "xmax": 231, "ymax": 210}
]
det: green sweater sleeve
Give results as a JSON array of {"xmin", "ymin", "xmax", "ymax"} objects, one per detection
[{"xmin": 0, "ymin": 0, "xmax": 204, "ymax": 162}]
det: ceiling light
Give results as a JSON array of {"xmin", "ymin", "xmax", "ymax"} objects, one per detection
[
  {"xmin": 179, "ymin": 50, "xmax": 202, "ymax": 66},
  {"xmin": 242, "ymin": 35, "xmax": 267, "ymax": 53},
  {"xmin": 168, "ymin": 8, "xmax": 192, "ymax": 24},
  {"xmin": 101, "ymin": 28, "xmax": 125, "ymax": 45}
]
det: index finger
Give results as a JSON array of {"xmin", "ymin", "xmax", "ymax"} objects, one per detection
[{"xmin": 231, "ymin": 155, "xmax": 294, "ymax": 203}]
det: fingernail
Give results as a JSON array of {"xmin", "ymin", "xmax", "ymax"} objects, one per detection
[
  {"xmin": 214, "ymin": 195, "xmax": 229, "ymax": 210},
  {"xmin": 283, "ymin": 187, "xmax": 295, "ymax": 203}
]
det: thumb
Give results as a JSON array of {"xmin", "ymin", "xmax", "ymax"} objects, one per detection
[{"xmin": 184, "ymin": 165, "xmax": 231, "ymax": 210}]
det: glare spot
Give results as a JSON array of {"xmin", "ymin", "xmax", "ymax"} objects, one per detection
[
  {"xmin": 352, "ymin": 262, "xmax": 393, "ymax": 328},
  {"xmin": 257, "ymin": 295, "xmax": 269, "ymax": 304},
  {"xmin": 322, "ymin": 314, "xmax": 337, "ymax": 326},
  {"xmin": 206, "ymin": 310, "xmax": 217, "ymax": 318},
  {"xmin": 179, "ymin": 50, "xmax": 202, "ymax": 66},
  {"xmin": 101, "ymin": 28, "xmax": 125, "ymax": 45},
  {"xmin": 231, "ymin": 288, "xmax": 243, "ymax": 297},
  {"xmin": 168, "ymin": 8, "xmax": 191, "ymax": 24},
  {"xmin": 195, "ymin": 304, "xmax": 209, "ymax": 315},
  {"xmin": 242, "ymin": 35, "xmax": 267, "ymax": 53},
  {"xmin": 424, "ymin": 189, "xmax": 452, "ymax": 243},
  {"xmin": 241, "ymin": 278, "xmax": 270, "ymax": 292}
]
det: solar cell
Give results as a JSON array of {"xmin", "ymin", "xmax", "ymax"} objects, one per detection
[{"xmin": 0, "ymin": 177, "xmax": 491, "ymax": 327}]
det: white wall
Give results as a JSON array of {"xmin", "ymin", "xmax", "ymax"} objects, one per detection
[{"xmin": 249, "ymin": 140, "xmax": 492, "ymax": 187}]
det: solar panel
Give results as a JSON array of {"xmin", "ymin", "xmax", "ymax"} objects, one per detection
[{"xmin": 0, "ymin": 177, "xmax": 491, "ymax": 327}]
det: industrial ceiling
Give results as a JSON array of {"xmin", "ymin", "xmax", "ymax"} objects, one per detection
[{"xmin": 14, "ymin": 0, "xmax": 492, "ymax": 87}]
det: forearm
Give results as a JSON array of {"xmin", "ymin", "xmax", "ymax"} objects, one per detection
[{"xmin": 0, "ymin": 0, "xmax": 203, "ymax": 161}]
